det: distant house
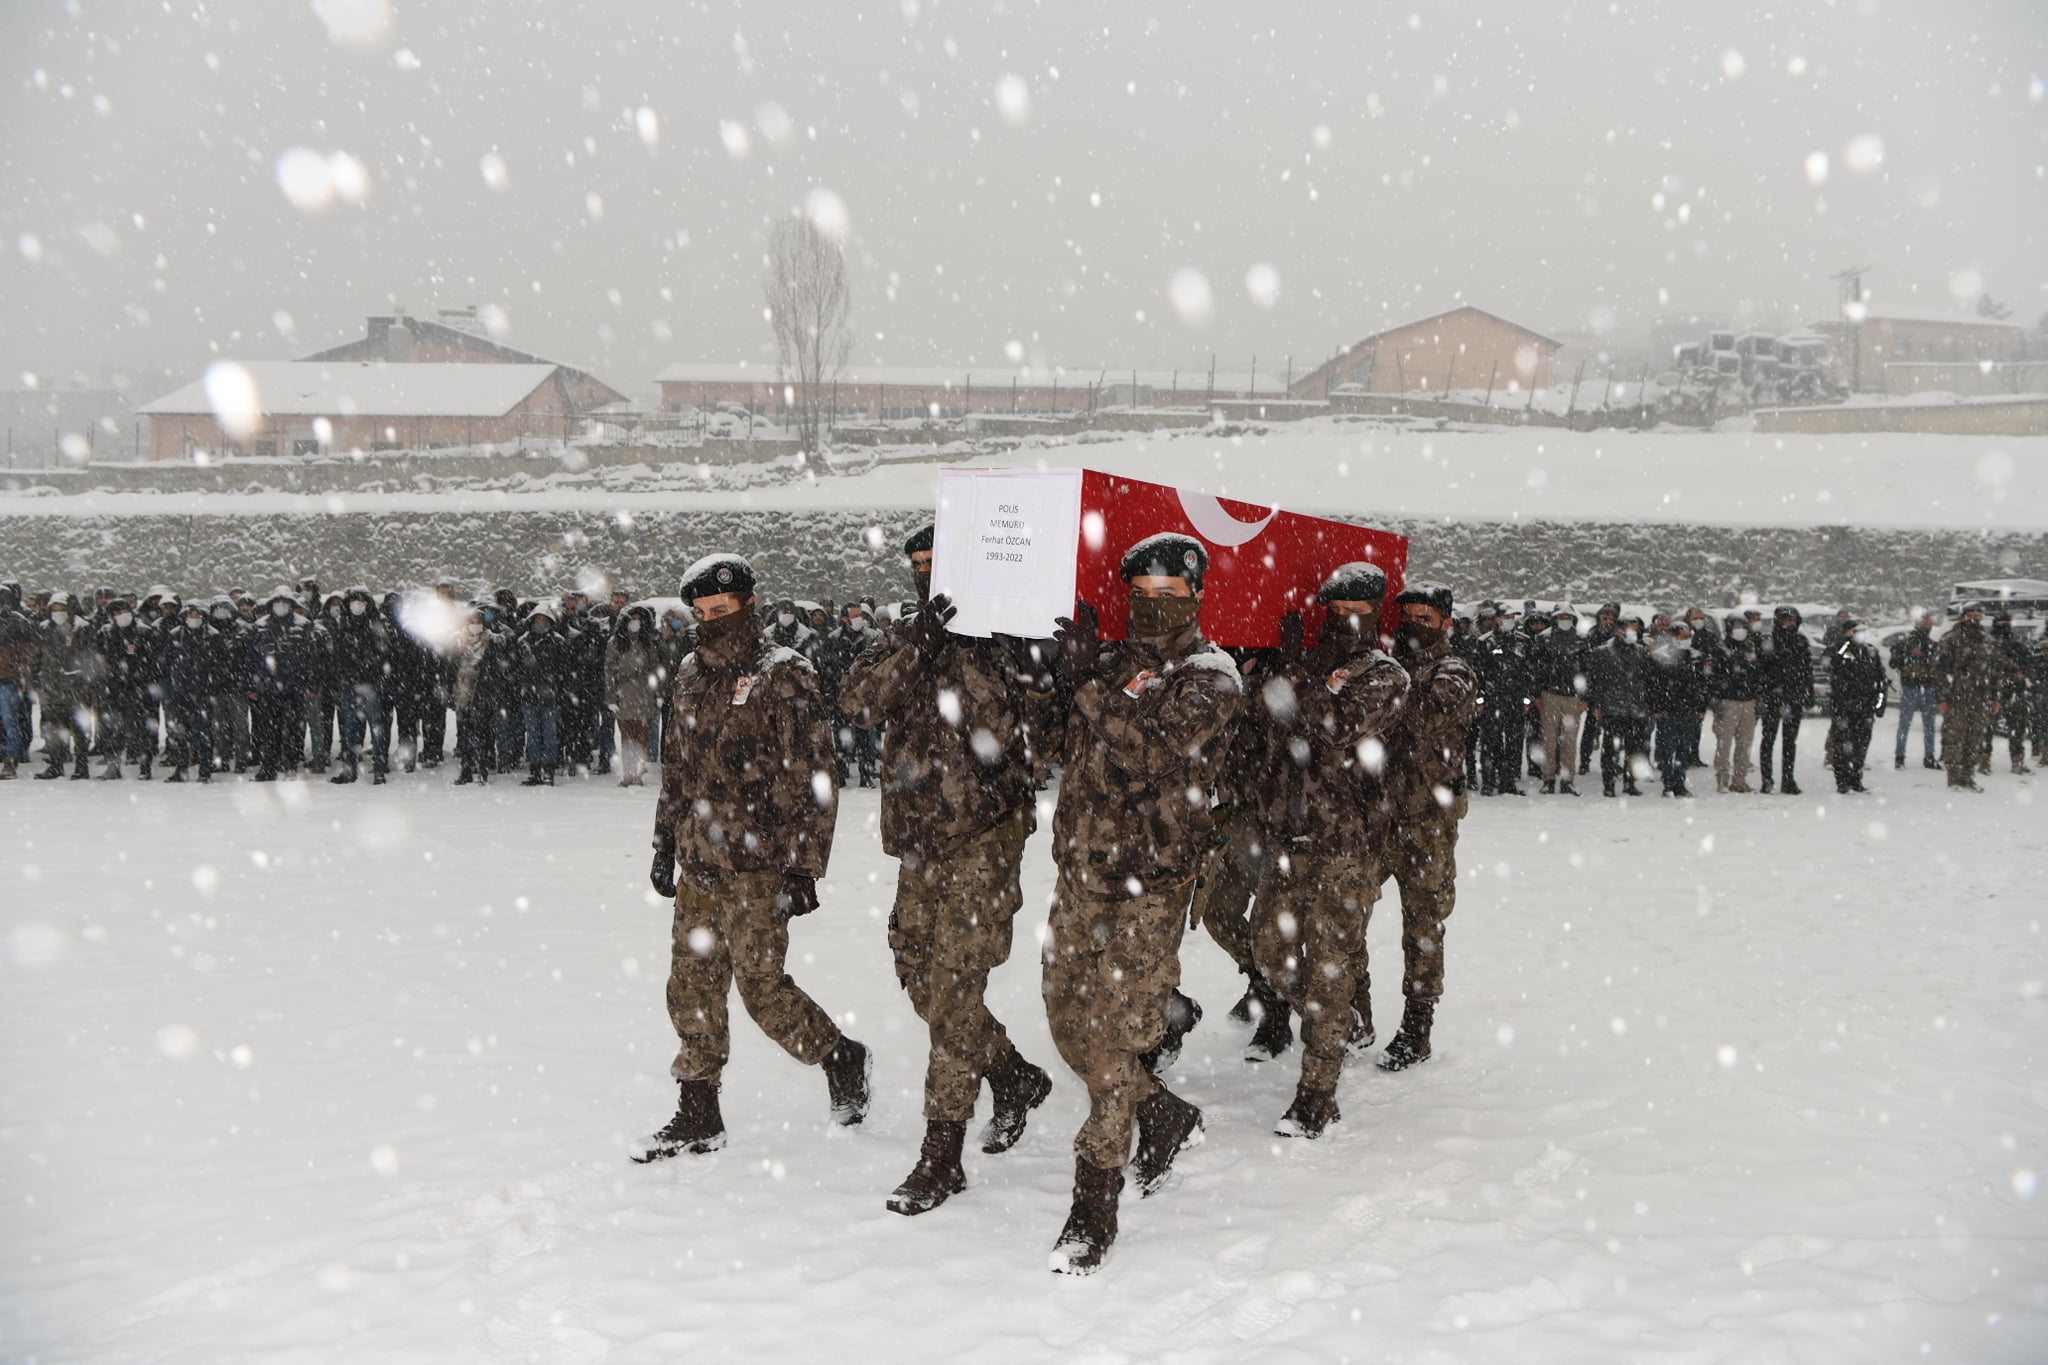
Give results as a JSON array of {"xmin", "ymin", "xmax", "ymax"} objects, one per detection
[
  {"xmin": 1847, "ymin": 312, "xmax": 2025, "ymax": 394},
  {"xmin": 302, "ymin": 307, "xmax": 627, "ymax": 413},
  {"xmin": 1291, "ymin": 306, "xmax": 1561, "ymax": 397},
  {"xmin": 655, "ymin": 361, "xmax": 1267, "ymax": 419},
  {"xmin": 137, "ymin": 362, "xmax": 579, "ymax": 460}
]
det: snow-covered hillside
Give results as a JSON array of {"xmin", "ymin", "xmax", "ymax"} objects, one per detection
[{"xmin": 4, "ymin": 768, "xmax": 2042, "ymax": 1362}]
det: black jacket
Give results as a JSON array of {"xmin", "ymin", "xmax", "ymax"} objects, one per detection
[
  {"xmin": 1530, "ymin": 629, "xmax": 1590, "ymax": 698},
  {"xmin": 1758, "ymin": 626, "xmax": 1815, "ymax": 708},
  {"xmin": 1828, "ymin": 638, "xmax": 1887, "ymax": 718},
  {"xmin": 518, "ymin": 627, "xmax": 573, "ymax": 706},
  {"xmin": 160, "ymin": 622, "xmax": 228, "ymax": 702}
]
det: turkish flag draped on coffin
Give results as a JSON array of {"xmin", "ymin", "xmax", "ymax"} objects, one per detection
[{"xmin": 929, "ymin": 466, "xmax": 1408, "ymax": 648}]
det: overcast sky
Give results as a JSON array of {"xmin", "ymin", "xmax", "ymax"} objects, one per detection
[{"xmin": 2, "ymin": 0, "xmax": 2043, "ymax": 400}]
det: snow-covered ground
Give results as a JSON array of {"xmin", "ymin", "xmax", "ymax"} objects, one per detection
[
  {"xmin": 4, "ymin": 419, "xmax": 2043, "ymax": 531},
  {"xmin": 3, "ymin": 763, "xmax": 2043, "ymax": 1362}
]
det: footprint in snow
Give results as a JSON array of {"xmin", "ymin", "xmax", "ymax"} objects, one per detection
[{"xmin": 1511, "ymin": 1144, "xmax": 1578, "ymax": 1190}]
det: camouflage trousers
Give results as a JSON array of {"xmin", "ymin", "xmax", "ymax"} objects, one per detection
[
  {"xmin": 890, "ymin": 808, "xmax": 1032, "ymax": 1123},
  {"xmin": 1042, "ymin": 873, "xmax": 1191, "ymax": 1171},
  {"xmin": 667, "ymin": 870, "xmax": 843, "ymax": 1085},
  {"xmin": 1364, "ymin": 813, "xmax": 1461, "ymax": 1008},
  {"xmin": 1942, "ymin": 703, "xmax": 1991, "ymax": 786},
  {"xmin": 1252, "ymin": 849, "xmax": 1379, "ymax": 1093},
  {"xmin": 1188, "ymin": 805, "xmax": 1267, "ymax": 981}
]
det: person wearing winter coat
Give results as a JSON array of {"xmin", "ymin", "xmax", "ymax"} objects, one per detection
[
  {"xmin": 160, "ymin": 601, "xmax": 226, "ymax": 781},
  {"xmin": 1471, "ymin": 600, "xmax": 1530, "ymax": 796},
  {"xmin": 1934, "ymin": 603, "xmax": 2001, "ymax": 791},
  {"xmin": 448, "ymin": 606, "xmax": 501, "ymax": 785},
  {"xmin": 1889, "ymin": 610, "xmax": 1942, "ymax": 771},
  {"xmin": 637, "ymin": 553, "xmax": 871, "ymax": 1167},
  {"xmin": 0, "ymin": 585, "xmax": 39, "ymax": 779},
  {"xmin": 30, "ymin": 598, "xmax": 101, "ymax": 780},
  {"xmin": 96, "ymin": 600, "xmax": 162, "ymax": 779},
  {"xmin": 206, "ymin": 598, "xmax": 253, "ymax": 772},
  {"xmin": 1252, "ymin": 563, "xmax": 1410, "ymax": 1135},
  {"xmin": 1989, "ymin": 609, "xmax": 2033, "ymax": 776},
  {"xmin": 1646, "ymin": 620, "xmax": 1712, "ymax": 797},
  {"xmin": 328, "ymin": 587, "xmax": 393, "ymax": 784},
  {"xmin": 1530, "ymin": 606, "xmax": 1589, "ymax": 794},
  {"xmin": 245, "ymin": 588, "xmax": 314, "ymax": 781},
  {"xmin": 305, "ymin": 592, "xmax": 346, "ymax": 774},
  {"xmin": 1039, "ymin": 533, "xmax": 1242, "ymax": 1276},
  {"xmin": 1712, "ymin": 615, "xmax": 1764, "ymax": 792},
  {"xmin": 837, "ymin": 525, "xmax": 1060, "ymax": 1217},
  {"xmin": 516, "ymin": 603, "xmax": 572, "ymax": 785},
  {"xmin": 1825, "ymin": 617, "xmax": 1887, "ymax": 794},
  {"xmin": 603, "ymin": 605, "xmax": 663, "ymax": 786},
  {"xmin": 1757, "ymin": 606, "xmax": 1816, "ymax": 795},
  {"xmin": 1576, "ymin": 601, "xmax": 1621, "ymax": 776},
  {"xmin": 381, "ymin": 591, "xmax": 433, "ymax": 774},
  {"xmin": 1588, "ymin": 619, "xmax": 1653, "ymax": 797}
]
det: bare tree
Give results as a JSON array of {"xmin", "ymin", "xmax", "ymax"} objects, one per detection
[{"xmin": 764, "ymin": 215, "xmax": 853, "ymax": 458}]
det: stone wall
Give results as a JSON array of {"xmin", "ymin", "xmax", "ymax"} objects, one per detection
[{"xmin": 1, "ymin": 506, "xmax": 2037, "ymax": 619}]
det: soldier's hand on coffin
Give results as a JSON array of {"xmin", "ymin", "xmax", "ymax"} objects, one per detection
[
  {"xmin": 1053, "ymin": 601, "xmax": 1101, "ymax": 683},
  {"xmin": 912, "ymin": 593, "xmax": 957, "ymax": 663},
  {"xmin": 1278, "ymin": 610, "xmax": 1307, "ymax": 664}
]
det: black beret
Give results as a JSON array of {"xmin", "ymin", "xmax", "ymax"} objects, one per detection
[
  {"xmin": 1119, "ymin": 533, "xmax": 1207, "ymax": 588},
  {"xmin": 680, "ymin": 553, "xmax": 756, "ymax": 602},
  {"xmin": 1395, "ymin": 580, "xmax": 1455, "ymax": 615},
  {"xmin": 903, "ymin": 524, "xmax": 935, "ymax": 557},
  {"xmin": 1316, "ymin": 562, "xmax": 1389, "ymax": 605}
]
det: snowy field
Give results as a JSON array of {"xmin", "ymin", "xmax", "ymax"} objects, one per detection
[
  {"xmin": 4, "ymin": 420, "xmax": 2043, "ymax": 532},
  {"xmin": 3, "ymin": 767, "xmax": 2044, "ymax": 1363}
]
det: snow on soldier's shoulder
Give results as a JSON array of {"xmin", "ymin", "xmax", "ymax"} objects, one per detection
[{"xmin": 757, "ymin": 643, "xmax": 818, "ymax": 677}]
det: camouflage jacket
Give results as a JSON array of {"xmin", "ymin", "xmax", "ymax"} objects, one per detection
[
  {"xmin": 1258, "ymin": 635, "xmax": 1410, "ymax": 848},
  {"xmin": 837, "ymin": 620, "xmax": 1048, "ymax": 857},
  {"xmin": 1374, "ymin": 639, "xmax": 1480, "ymax": 822},
  {"xmin": 1935, "ymin": 620, "xmax": 2000, "ymax": 706},
  {"xmin": 655, "ymin": 625, "xmax": 838, "ymax": 878},
  {"xmin": 1211, "ymin": 654, "xmax": 1273, "ymax": 817},
  {"xmin": 1048, "ymin": 621, "xmax": 1242, "ymax": 898}
]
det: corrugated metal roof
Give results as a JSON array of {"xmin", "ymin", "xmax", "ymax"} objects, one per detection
[{"xmin": 139, "ymin": 362, "xmax": 558, "ymax": 417}]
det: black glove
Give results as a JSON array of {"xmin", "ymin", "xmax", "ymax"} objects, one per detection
[
  {"xmin": 777, "ymin": 872, "xmax": 820, "ymax": 922},
  {"xmin": 999, "ymin": 633, "xmax": 1056, "ymax": 690},
  {"xmin": 1052, "ymin": 601, "xmax": 1101, "ymax": 685},
  {"xmin": 912, "ymin": 593, "xmax": 957, "ymax": 663},
  {"xmin": 1277, "ymin": 610, "xmax": 1307, "ymax": 664},
  {"xmin": 650, "ymin": 839, "xmax": 678, "ymax": 899}
]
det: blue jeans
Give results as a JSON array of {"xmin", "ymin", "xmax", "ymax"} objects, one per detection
[
  {"xmin": 1895, "ymin": 684, "xmax": 1937, "ymax": 761},
  {"xmin": 523, "ymin": 704, "xmax": 560, "ymax": 768},
  {"xmin": 337, "ymin": 681, "xmax": 390, "ymax": 773},
  {"xmin": 0, "ymin": 682, "xmax": 25, "ymax": 760}
]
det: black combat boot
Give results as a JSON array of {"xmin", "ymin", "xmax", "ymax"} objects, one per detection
[
  {"xmin": 1345, "ymin": 1003, "xmax": 1377, "ymax": 1057},
  {"xmin": 1377, "ymin": 998, "xmax": 1437, "ymax": 1072},
  {"xmin": 165, "ymin": 766, "xmax": 188, "ymax": 783},
  {"xmin": 822, "ymin": 1037, "xmax": 873, "ymax": 1126},
  {"xmin": 1129, "ymin": 1086, "xmax": 1204, "ymax": 1197},
  {"xmin": 544, "ymin": 766, "xmax": 557, "ymax": 786},
  {"xmin": 1227, "ymin": 980, "xmax": 1259, "ymax": 1023},
  {"xmin": 886, "ymin": 1119, "xmax": 968, "ymax": 1215},
  {"xmin": 195, "ymin": 766, "xmax": 212, "ymax": 784},
  {"xmin": 1139, "ymin": 990, "xmax": 1203, "ymax": 1074},
  {"xmin": 520, "ymin": 765, "xmax": 546, "ymax": 787},
  {"xmin": 453, "ymin": 767, "xmax": 474, "ymax": 785},
  {"xmin": 1274, "ymin": 1083, "xmax": 1341, "ymax": 1139},
  {"xmin": 138, "ymin": 754, "xmax": 152, "ymax": 779},
  {"xmin": 1048, "ymin": 1158, "xmax": 1123, "ymax": 1276},
  {"xmin": 980, "ymin": 1044, "xmax": 1052, "ymax": 1154},
  {"xmin": 70, "ymin": 753, "xmax": 90, "ymax": 780},
  {"xmin": 1781, "ymin": 778, "xmax": 1802, "ymax": 796},
  {"xmin": 1243, "ymin": 986, "xmax": 1293, "ymax": 1063},
  {"xmin": 1623, "ymin": 775, "xmax": 1643, "ymax": 797},
  {"xmin": 329, "ymin": 763, "xmax": 357, "ymax": 785},
  {"xmin": 34, "ymin": 759, "xmax": 64, "ymax": 779},
  {"xmin": 98, "ymin": 758, "xmax": 122, "ymax": 780},
  {"xmin": 631, "ymin": 1079, "xmax": 727, "ymax": 1162}
]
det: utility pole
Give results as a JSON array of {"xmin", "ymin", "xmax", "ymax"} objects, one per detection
[{"xmin": 1482, "ymin": 358, "xmax": 1498, "ymax": 409}]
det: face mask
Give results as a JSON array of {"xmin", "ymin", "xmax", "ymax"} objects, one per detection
[
  {"xmin": 848, "ymin": 617, "xmax": 868, "ymax": 633},
  {"xmin": 184, "ymin": 616, "xmax": 203, "ymax": 630},
  {"xmin": 51, "ymin": 610, "xmax": 70, "ymax": 624},
  {"xmin": 532, "ymin": 619, "xmax": 552, "ymax": 634},
  {"xmin": 213, "ymin": 608, "xmax": 230, "ymax": 620},
  {"xmin": 913, "ymin": 570, "xmax": 933, "ymax": 605},
  {"xmin": 777, "ymin": 612, "xmax": 795, "ymax": 627},
  {"xmin": 1622, "ymin": 629, "xmax": 1640, "ymax": 644},
  {"xmin": 114, "ymin": 611, "xmax": 133, "ymax": 627},
  {"xmin": 1398, "ymin": 621, "xmax": 1444, "ymax": 653},
  {"xmin": 349, "ymin": 600, "xmax": 367, "ymax": 617},
  {"xmin": 627, "ymin": 619, "xmax": 642, "ymax": 634},
  {"xmin": 1126, "ymin": 593, "xmax": 1200, "ymax": 641},
  {"xmin": 273, "ymin": 601, "xmax": 292, "ymax": 618},
  {"xmin": 694, "ymin": 603, "xmax": 755, "ymax": 651},
  {"xmin": 1731, "ymin": 627, "xmax": 1747, "ymax": 640},
  {"xmin": 483, "ymin": 609, "xmax": 499, "ymax": 625},
  {"xmin": 1321, "ymin": 605, "xmax": 1374, "ymax": 643},
  {"xmin": 664, "ymin": 618, "xmax": 683, "ymax": 631}
]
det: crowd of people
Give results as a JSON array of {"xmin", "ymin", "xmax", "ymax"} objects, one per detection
[
  {"xmin": 0, "ymin": 580, "xmax": 2035, "ymax": 799},
  {"xmin": 1450, "ymin": 598, "xmax": 2041, "ymax": 798}
]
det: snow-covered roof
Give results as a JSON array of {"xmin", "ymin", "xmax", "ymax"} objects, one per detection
[
  {"xmin": 1858, "ymin": 310, "xmax": 2022, "ymax": 331},
  {"xmin": 1338, "ymin": 304, "xmax": 1564, "ymax": 353},
  {"xmin": 139, "ymin": 363, "xmax": 559, "ymax": 417},
  {"xmin": 655, "ymin": 361, "xmax": 1261, "ymax": 391}
]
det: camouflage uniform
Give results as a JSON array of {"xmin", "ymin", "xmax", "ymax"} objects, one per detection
[
  {"xmin": 1188, "ymin": 676, "xmax": 1272, "ymax": 984},
  {"xmin": 654, "ymin": 623, "xmax": 844, "ymax": 1083},
  {"xmin": 1365, "ymin": 637, "xmax": 1479, "ymax": 1007},
  {"xmin": 1042, "ymin": 620, "xmax": 1241, "ymax": 1170},
  {"xmin": 838, "ymin": 621, "xmax": 1049, "ymax": 1122},
  {"xmin": 1251, "ymin": 633, "xmax": 1410, "ymax": 1092},
  {"xmin": 1935, "ymin": 618, "xmax": 2000, "ymax": 789}
]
